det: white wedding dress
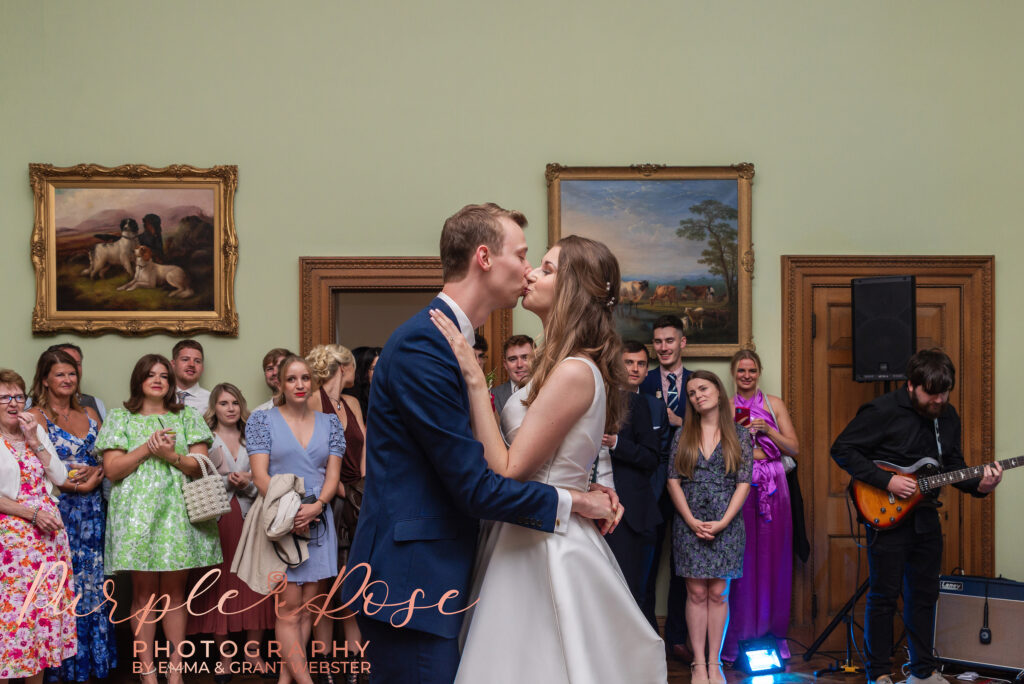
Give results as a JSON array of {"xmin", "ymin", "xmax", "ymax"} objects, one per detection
[{"xmin": 455, "ymin": 357, "xmax": 667, "ymax": 683}]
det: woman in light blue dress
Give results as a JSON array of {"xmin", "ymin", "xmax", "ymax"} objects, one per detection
[{"xmin": 247, "ymin": 354, "xmax": 344, "ymax": 684}]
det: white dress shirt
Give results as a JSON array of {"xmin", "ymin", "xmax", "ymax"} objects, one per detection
[{"xmin": 176, "ymin": 384, "xmax": 211, "ymax": 413}]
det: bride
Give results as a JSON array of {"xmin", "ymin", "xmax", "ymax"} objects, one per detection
[{"xmin": 430, "ymin": 235, "xmax": 667, "ymax": 683}]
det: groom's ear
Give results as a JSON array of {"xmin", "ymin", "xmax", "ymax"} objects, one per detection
[{"xmin": 475, "ymin": 244, "xmax": 493, "ymax": 272}]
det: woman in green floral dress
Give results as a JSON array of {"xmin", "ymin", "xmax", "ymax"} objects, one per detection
[{"xmin": 96, "ymin": 354, "xmax": 219, "ymax": 684}]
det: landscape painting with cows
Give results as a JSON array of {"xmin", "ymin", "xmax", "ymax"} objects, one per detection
[
  {"xmin": 547, "ymin": 164, "xmax": 753, "ymax": 357},
  {"xmin": 30, "ymin": 164, "xmax": 240, "ymax": 336}
]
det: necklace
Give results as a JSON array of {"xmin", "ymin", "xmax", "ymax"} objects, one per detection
[{"xmin": 53, "ymin": 405, "xmax": 72, "ymax": 422}]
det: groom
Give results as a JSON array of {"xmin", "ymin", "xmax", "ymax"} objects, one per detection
[{"xmin": 342, "ymin": 203, "xmax": 619, "ymax": 683}]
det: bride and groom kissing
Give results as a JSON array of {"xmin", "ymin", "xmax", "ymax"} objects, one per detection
[{"xmin": 342, "ymin": 203, "xmax": 667, "ymax": 683}]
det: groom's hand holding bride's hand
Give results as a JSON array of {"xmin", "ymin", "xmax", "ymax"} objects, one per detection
[{"xmin": 570, "ymin": 484, "xmax": 624, "ymax": 535}]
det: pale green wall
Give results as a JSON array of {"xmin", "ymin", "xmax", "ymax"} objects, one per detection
[{"xmin": 2, "ymin": 1, "xmax": 1022, "ymax": 576}]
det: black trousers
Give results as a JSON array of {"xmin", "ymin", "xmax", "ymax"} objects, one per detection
[
  {"xmin": 864, "ymin": 508, "xmax": 942, "ymax": 679},
  {"xmin": 643, "ymin": 489, "xmax": 688, "ymax": 647},
  {"xmin": 606, "ymin": 522, "xmax": 657, "ymax": 621}
]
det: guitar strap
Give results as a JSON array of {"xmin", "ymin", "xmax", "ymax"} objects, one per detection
[{"xmin": 933, "ymin": 418, "xmax": 945, "ymax": 468}]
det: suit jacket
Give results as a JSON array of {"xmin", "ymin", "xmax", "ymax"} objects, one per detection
[
  {"xmin": 639, "ymin": 366, "xmax": 689, "ymax": 496},
  {"xmin": 491, "ymin": 379, "xmax": 517, "ymax": 417},
  {"xmin": 642, "ymin": 393, "xmax": 672, "ymax": 499},
  {"xmin": 610, "ymin": 392, "xmax": 662, "ymax": 534},
  {"xmin": 638, "ymin": 365, "xmax": 692, "ymax": 408},
  {"xmin": 342, "ymin": 299, "xmax": 559, "ymax": 639}
]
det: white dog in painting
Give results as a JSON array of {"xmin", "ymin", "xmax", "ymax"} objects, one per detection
[
  {"xmin": 117, "ymin": 246, "xmax": 194, "ymax": 298},
  {"xmin": 81, "ymin": 217, "xmax": 140, "ymax": 279}
]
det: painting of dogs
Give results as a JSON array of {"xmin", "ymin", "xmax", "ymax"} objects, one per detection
[
  {"xmin": 31, "ymin": 163, "xmax": 239, "ymax": 336},
  {"xmin": 118, "ymin": 246, "xmax": 194, "ymax": 298}
]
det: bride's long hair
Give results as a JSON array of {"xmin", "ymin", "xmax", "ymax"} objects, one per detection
[{"xmin": 524, "ymin": 235, "xmax": 627, "ymax": 433}]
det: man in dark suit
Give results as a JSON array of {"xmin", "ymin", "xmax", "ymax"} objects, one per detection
[
  {"xmin": 342, "ymin": 203, "xmax": 620, "ymax": 684},
  {"xmin": 491, "ymin": 334, "xmax": 534, "ymax": 417},
  {"xmin": 603, "ymin": 341, "xmax": 666, "ymax": 624},
  {"xmin": 638, "ymin": 314, "xmax": 693, "ymax": 661}
]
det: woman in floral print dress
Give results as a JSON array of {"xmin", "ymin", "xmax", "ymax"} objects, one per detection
[
  {"xmin": 0, "ymin": 368, "xmax": 76, "ymax": 684},
  {"xmin": 27, "ymin": 348, "xmax": 117, "ymax": 683},
  {"xmin": 96, "ymin": 354, "xmax": 219, "ymax": 684}
]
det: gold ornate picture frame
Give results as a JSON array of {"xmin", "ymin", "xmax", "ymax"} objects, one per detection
[
  {"xmin": 547, "ymin": 163, "xmax": 754, "ymax": 358},
  {"xmin": 30, "ymin": 163, "xmax": 239, "ymax": 336}
]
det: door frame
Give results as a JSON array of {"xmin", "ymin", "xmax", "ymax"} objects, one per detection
[
  {"xmin": 780, "ymin": 254, "xmax": 995, "ymax": 638},
  {"xmin": 298, "ymin": 257, "xmax": 513, "ymax": 377}
]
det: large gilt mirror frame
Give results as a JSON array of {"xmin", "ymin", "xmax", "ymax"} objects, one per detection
[{"xmin": 298, "ymin": 257, "xmax": 513, "ymax": 375}]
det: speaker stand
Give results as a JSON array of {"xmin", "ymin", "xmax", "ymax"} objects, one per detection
[{"xmin": 805, "ymin": 579, "xmax": 869, "ymax": 676}]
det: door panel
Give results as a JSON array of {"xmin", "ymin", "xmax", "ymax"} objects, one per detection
[{"xmin": 781, "ymin": 256, "xmax": 993, "ymax": 650}]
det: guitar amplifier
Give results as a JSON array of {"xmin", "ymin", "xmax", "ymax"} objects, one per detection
[{"xmin": 933, "ymin": 575, "xmax": 1024, "ymax": 671}]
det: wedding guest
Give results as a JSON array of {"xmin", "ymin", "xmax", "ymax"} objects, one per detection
[
  {"xmin": 27, "ymin": 349, "xmax": 117, "ymax": 683},
  {"xmin": 308, "ymin": 345, "xmax": 366, "ymax": 680},
  {"xmin": 667, "ymin": 370, "xmax": 753, "ymax": 684},
  {"xmin": 247, "ymin": 355, "xmax": 344, "ymax": 684},
  {"xmin": 96, "ymin": 354, "xmax": 219, "ymax": 684},
  {"xmin": 723, "ymin": 350, "xmax": 798, "ymax": 663},
  {"xmin": 186, "ymin": 383, "xmax": 274, "ymax": 679},
  {"xmin": 472, "ymin": 336, "xmax": 488, "ymax": 371},
  {"xmin": 0, "ymin": 369, "xmax": 76, "ymax": 684},
  {"xmin": 343, "ymin": 346, "xmax": 379, "ymax": 418},
  {"xmin": 171, "ymin": 340, "xmax": 210, "ymax": 411},
  {"xmin": 45, "ymin": 343, "xmax": 106, "ymax": 420},
  {"xmin": 253, "ymin": 347, "xmax": 294, "ymax": 412},
  {"xmin": 491, "ymin": 334, "xmax": 535, "ymax": 416}
]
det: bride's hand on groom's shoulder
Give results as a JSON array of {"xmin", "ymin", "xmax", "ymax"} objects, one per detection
[{"xmin": 430, "ymin": 309, "xmax": 487, "ymax": 389}]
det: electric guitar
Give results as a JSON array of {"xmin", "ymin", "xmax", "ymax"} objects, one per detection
[{"xmin": 850, "ymin": 455, "xmax": 1023, "ymax": 530}]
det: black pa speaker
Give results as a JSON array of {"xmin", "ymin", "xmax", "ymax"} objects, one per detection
[{"xmin": 851, "ymin": 275, "xmax": 916, "ymax": 382}]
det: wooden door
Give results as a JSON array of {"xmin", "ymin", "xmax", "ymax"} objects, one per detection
[{"xmin": 782, "ymin": 256, "xmax": 994, "ymax": 651}]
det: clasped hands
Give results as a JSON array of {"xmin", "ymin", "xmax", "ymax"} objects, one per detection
[
  {"xmin": 227, "ymin": 471, "xmax": 252, "ymax": 490},
  {"xmin": 146, "ymin": 428, "xmax": 178, "ymax": 461},
  {"xmin": 687, "ymin": 517, "xmax": 726, "ymax": 541},
  {"xmin": 572, "ymin": 483, "xmax": 624, "ymax": 535}
]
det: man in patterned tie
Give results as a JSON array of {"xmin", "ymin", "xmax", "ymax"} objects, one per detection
[
  {"xmin": 170, "ymin": 339, "xmax": 210, "ymax": 412},
  {"xmin": 638, "ymin": 314, "xmax": 694, "ymax": 662}
]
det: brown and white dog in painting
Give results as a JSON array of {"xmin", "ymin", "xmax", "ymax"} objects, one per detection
[{"xmin": 117, "ymin": 245, "xmax": 194, "ymax": 298}]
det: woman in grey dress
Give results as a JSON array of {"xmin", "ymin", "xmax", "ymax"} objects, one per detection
[
  {"xmin": 667, "ymin": 370, "xmax": 753, "ymax": 684},
  {"xmin": 247, "ymin": 355, "xmax": 344, "ymax": 684}
]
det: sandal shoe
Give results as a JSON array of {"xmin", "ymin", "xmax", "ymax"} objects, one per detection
[
  {"xmin": 709, "ymin": 661, "xmax": 727, "ymax": 684},
  {"xmin": 691, "ymin": 662, "xmax": 709, "ymax": 684}
]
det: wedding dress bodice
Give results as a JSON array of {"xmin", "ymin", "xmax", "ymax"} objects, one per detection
[{"xmin": 499, "ymin": 356, "xmax": 605, "ymax": 492}]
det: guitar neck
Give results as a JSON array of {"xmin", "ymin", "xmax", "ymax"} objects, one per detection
[{"xmin": 919, "ymin": 455, "xmax": 1024, "ymax": 491}]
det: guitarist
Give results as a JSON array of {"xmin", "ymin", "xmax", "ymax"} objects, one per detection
[{"xmin": 830, "ymin": 348, "xmax": 1002, "ymax": 684}]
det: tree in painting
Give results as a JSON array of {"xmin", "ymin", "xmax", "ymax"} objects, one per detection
[{"xmin": 677, "ymin": 199, "xmax": 738, "ymax": 305}]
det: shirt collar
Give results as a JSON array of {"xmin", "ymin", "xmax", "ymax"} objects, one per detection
[{"xmin": 437, "ymin": 292, "xmax": 476, "ymax": 345}]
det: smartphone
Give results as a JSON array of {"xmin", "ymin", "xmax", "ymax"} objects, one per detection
[{"xmin": 734, "ymin": 406, "xmax": 751, "ymax": 426}]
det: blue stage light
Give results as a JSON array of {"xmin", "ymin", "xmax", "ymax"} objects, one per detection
[{"xmin": 736, "ymin": 637, "xmax": 786, "ymax": 675}]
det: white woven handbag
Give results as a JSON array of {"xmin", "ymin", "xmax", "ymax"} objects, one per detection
[{"xmin": 181, "ymin": 453, "xmax": 231, "ymax": 524}]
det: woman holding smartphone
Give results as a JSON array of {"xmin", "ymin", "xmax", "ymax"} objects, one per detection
[
  {"xmin": 95, "ymin": 354, "xmax": 218, "ymax": 684},
  {"xmin": 723, "ymin": 349, "xmax": 799, "ymax": 663}
]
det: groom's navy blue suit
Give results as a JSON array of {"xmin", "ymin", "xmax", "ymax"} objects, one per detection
[{"xmin": 342, "ymin": 299, "xmax": 561, "ymax": 683}]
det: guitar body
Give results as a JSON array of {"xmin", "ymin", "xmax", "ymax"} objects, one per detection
[{"xmin": 849, "ymin": 457, "xmax": 940, "ymax": 530}]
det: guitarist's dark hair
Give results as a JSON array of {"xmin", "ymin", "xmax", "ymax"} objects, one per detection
[{"xmin": 906, "ymin": 348, "xmax": 955, "ymax": 393}]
